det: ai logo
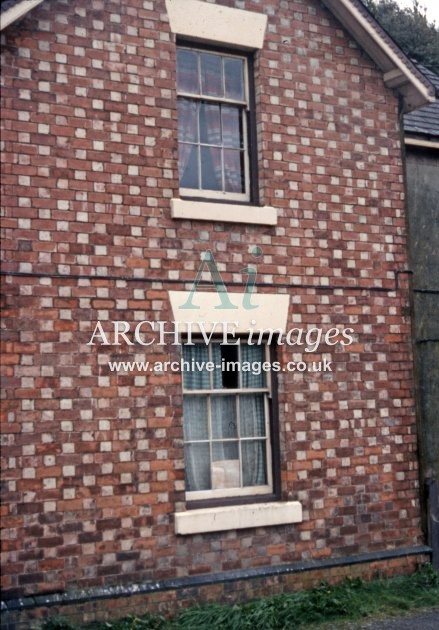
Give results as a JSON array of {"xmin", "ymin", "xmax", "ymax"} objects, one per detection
[{"xmin": 179, "ymin": 247, "xmax": 263, "ymax": 311}]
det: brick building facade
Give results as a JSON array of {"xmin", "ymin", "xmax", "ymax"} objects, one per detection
[{"xmin": 0, "ymin": 0, "xmax": 436, "ymax": 625}]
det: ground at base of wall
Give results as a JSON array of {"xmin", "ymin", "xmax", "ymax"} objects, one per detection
[
  {"xmin": 321, "ymin": 607, "xmax": 439, "ymax": 630},
  {"xmin": 2, "ymin": 560, "xmax": 438, "ymax": 630}
]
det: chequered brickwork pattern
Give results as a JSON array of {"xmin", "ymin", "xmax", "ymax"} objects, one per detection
[{"xmin": 1, "ymin": 0, "xmax": 422, "ymax": 599}]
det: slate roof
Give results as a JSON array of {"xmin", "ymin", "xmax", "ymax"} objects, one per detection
[
  {"xmin": 404, "ymin": 65, "xmax": 439, "ymax": 138},
  {"xmin": 0, "ymin": 0, "xmax": 24, "ymax": 12}
]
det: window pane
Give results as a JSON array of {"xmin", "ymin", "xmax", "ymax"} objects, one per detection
[
  {"xmin": 211, "ymin": 344, "xmax": 222, "ymax": 389},
  {"xmin": 182, "ymin": 343, "xmax": 271, "ymax": 496},
  {"xmin": 183, "ymin": 396, "xmax": 208, "ymax": 440},
  {"xmin": 211, "ymin": 395, "xmax": 237, "ymax": 439},
  {"xmin": 199, "ymin": 103, "xmax": 221, "ymax": 145},
  {"xmin": 211, "ymin": 456, "xmax": 240, "ymax": 489},
  {"xmin": 179, "ymin": 144, "xmax": 199, "ymax": 189},
  {"xmin": 200, "ymin": 52, "xmax": 223, "ymax": 97},
  {"xmin": 242, "ymin": 440, "xmax": 267, "ymax": 486},
  {"xmin": 222, "ymin": 106, "xmax": 242, "ymax": 148},
  {"xmin": 224, "ymin": 57, "xmax": 244, "ymax": 101},
  {"xmin": 240, "ymin": 394, "xmax": 266, "ymax": 437},
  {"xmin": 201, "ymin": 146, "xmax": 222, "ymax": 190},
  {"xmin": 212, "ymin": 440, "xmax": 239, "ymax": 462},
  {"xmin": 177, "ymin": 49, "xmax": 199, "ymax": 94},
  {"xmin": 212, "ymin": 344, "xmax": 239, "ymax": 389},
  {"xmin": 212, "ymin": 443, "xmax": 240, "ymax": 489},
  {"xmin": 223, "ymin": 149, "xmax": 244, "ymax": 193},
  {"xmin": 185, "ymin": 443, "xmax": 210, "ymax": 491},
  {"xmin": 182, "ymin": 345, "xmax": 209, "ymax": 389},
  {"xmin": 241, "ymin": 345, "xmax": 265, "ymax": 388},
  {"xmin": 178, "ymin": 99, "xmax": 198, "ymax": 142}
]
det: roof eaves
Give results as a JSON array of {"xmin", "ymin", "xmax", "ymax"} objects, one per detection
[
  {"xmin": 405, "ymin": 136, "xmax": 439, "ymax": 150},
  {"xmin": 320, "ymin": 0, "xmax": 436, "ymax": 111},
  {"xmin": 0, "ymin": 0, "xmax": 45, "ymax": 31}
]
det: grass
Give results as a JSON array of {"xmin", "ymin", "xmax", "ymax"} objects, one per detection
[{"xmin": 40, "ymin": 563, "xmax": 439, "ymax": 630}]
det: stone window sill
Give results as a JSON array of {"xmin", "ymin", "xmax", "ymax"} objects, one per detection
[
  {"xmin": 174, "ymin": 501, "xmax": 302, "ymax": 535},
  {"xmin": 171, "ymin": 199, "xmax": 277, "ymax": 226}
]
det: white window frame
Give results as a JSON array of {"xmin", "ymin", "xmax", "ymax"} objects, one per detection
[
  {"xmin": 177, "ymin": 46, "xmax": 251, "ymax": 203},
  {"xmin": 182, "ymin": 342, "xmax": 273, "ymax": 502}
]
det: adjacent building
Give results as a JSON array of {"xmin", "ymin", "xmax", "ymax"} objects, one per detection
[{"xmin": 403, "ymin": 64, "xmax": 439, "ymax": 567}]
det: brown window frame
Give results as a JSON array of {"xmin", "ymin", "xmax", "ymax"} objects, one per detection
[
  {"xmin": 176, "ymin": 40, "xmax": 260, "ymax": 206},
  {"xmin": 182, "ymin": 342, "xmax": 281, "ymax": 510}
]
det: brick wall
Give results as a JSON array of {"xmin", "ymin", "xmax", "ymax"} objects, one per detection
[
  {"xmin": 1, "ymin": 554, "xmax": 429, "ymax": 629},
  {"xmin": 1, "ymin": 0, "xmax": 423, "ymax": 605}
]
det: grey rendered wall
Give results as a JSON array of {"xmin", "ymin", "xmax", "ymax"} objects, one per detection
[{"xmin": 405, "ymin": 148, "xmax": 439, "ymax": 564}]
